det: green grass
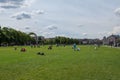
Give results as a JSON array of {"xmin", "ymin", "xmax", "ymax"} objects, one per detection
[{"xmin": 0, "ymin": 45, "xmax": 120, "ymax": 80}]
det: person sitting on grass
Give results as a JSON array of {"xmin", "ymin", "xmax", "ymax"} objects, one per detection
[
  {"xmin": 37, "ymin": 52, "xmax": 45, "ymax": 55},
  {"xmin": 77, "ymin": 47, "xmax": 80, "ymax": 51},
  {"xmin": 48, "ymin": 45, "xmax": 52, "ymax": 50},
  {"xmin": 21, "ymin": 48, "xmax": 26, "ymax": 52},
  {"xmin": 14, "ymin": 47, "xmax": 17, "ymax": 50}
]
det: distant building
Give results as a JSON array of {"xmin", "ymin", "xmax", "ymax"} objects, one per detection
[
  {"xmin": 79, "ymin": 39, "xmax": 102, "ymax": 45},
  {"xmin": 82, "ymin": 39, "xmax": 89, "ymax": 44},
  {"xmin": 38, "ymin": 36, "xmax": 45, "ymax": 44},
  {"xmin": 103, "ymin": 35, "xmax": 120, "ymax": 46},
  {"xmin": 103, "ymin": 36, "xmax": 108, "ymax": 45},
  {"xmin": 38, "ymin": 36, "xmax": 45, "ymax": 41}
]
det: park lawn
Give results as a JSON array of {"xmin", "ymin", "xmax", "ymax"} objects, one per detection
[{"xmin": 0, "ymin": 45, "xmax": 120, "ymax": 80}]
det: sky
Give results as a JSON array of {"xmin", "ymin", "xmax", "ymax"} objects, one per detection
[{"xmin": 1, "ymin": 0, "xmax": 120, "ymax": 39}]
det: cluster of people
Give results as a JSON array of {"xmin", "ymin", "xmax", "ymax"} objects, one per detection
[
  {"xmin": 48, "ymin": 45, "xmax": 52, "ymax": 50},
  {"xmin": 14, "ymin": 47, "xmax": 26, "ymax": 52},
  {"xmin": 94, "ymin": 44, "xmax": 101, "ymax": 50},
  {"xmin": 56, "ymin": 44, "xmax": 66, "ymax": 47},
  {"xmin": 31, "ymin": 45, "xmax": 40, "ymax": 48},
  {"xmin": 73, "ymin": 43, "xmax": 80, "ymax": 51}
]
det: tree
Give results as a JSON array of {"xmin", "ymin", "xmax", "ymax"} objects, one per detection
[{"xmin": 0, "ymin": 26, "xmax": 34, "ymax": 46}]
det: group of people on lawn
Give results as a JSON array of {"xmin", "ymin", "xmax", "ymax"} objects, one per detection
[{"xmin": 14, "ymin": 43, "xmax": 101, "ymax": 53}]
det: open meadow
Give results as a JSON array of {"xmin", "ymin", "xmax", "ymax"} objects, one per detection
[{"xmin": 0, "ymin": 45, "xmax": 120, "ymax": 80}]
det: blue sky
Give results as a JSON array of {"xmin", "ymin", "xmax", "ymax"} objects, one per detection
[{"xmin": 0, "ymin": 0, "xmax": 120, "ymax": 39}]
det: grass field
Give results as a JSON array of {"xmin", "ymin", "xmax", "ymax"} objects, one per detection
[{"xmin": 0, "ymin": 45, "xmax": 120, "ymax": 80}]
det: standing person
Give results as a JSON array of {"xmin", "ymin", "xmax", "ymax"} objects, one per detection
[{"xmin": 73, "ymin": 43, "xmax": 77, "ymax": 51}]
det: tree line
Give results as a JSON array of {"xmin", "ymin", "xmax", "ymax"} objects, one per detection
[
  {"xmin": 0, "ymin": 26, "xmax": 80, "ymax": 46},
  {"xmin": 0, "ymin": 26, "xmax": 35, "ymax": 46},
  {"xmin": 44, "ymin": 36, "xmax": 79, "ymax": 45}
]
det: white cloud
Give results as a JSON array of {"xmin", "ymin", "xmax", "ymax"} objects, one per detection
[
  {"xmin": 0, "ymin": 8, "xmax": 5, "ymax": 13},
  {"xmin": 11, "ymin": 9, "xmax": 44, "ymax": 20},
  {"xmin": 107, "ymin": 32, "xmax": 112, "ymax": 35},
  {"xmin": 46, "ymin": 25, "xmax": 58, "ymax": 30},
  {"xmin": 25, "ymin": 27, "xmax": 30, "ymax": 29},
  {"xmin": 0, "ymin": 0, "xmax": 35, "ymax": 9},
  {"xmin": 98, "ymin": 31, "xmax": 113, "ymax": 37},
  {"xmin": 35, "ymin": 10, "xmax": 44, "ymax": 14},
  {"xmin": 56, "ymin": 34, "xmax": 66, "ymax": 37},
  {"xmin": 11, "ymin": 11, "xmax": 32, "ymax": 20},
  {"xmin": 98, "ymin": 32, "xmax": 104, "ymax": 35},
  {"xmin": 115, "ymin": 8, "xmax": 120, "ymax": 17},
  {"xmin": 78, "ymin": 24, "xmax": 84, "ymax": 27},
  {"xmin": 41, "ymin": 32, "xmax": 55, "ymax": 38},
  {"xmin": 31, "ymin": 10, "xmax": 45, "ymax": 16},
  {"xmin": 82, "ymin": 33, "xmax": 87, "ymax": 36},
  {"xmin": 24, "ymin": 0, "xmax": 35, "ymax": 7},
  {"xmin": 112, "ymin": 26, "xmax": 120, "ymax": 34}
]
